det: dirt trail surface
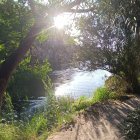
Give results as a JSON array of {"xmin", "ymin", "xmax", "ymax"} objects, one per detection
[{"xmin": 48, "ymin": 96, "xmax": 140, "ymax": 140}]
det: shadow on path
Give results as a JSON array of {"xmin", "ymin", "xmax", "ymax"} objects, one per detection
[{"xmin": 48, "ymin": 96, "xmax": 140, "ymax": 140}]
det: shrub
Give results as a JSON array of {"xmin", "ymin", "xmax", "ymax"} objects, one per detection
[
  {"xmin": 105, "ymin": 75, "xmax": 129, "ymax": 95},
  {"xmin": 7, "ymin": 58, "xmax": 52, "ymax": 101},
  {"xmin": 45, "ymin": 92, "xmax": 59, "ymax": 130},
  {"xmin": 123, "ymin": 109, "xmax": 140, "ymax": 140}
]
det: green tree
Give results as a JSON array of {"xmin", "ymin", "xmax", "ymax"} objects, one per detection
[
  {"xmin": 77, "ymin": 0, "xmax": 140, "ymax": 92},
  {"xmin": 0, "ymin": 0, "xmax": 33, "ymax": 61},
  {"xmin": 0, "ymin": 0, "xmax": 94, "ymax": 106}
]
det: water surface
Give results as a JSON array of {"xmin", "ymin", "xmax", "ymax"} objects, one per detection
[
  {"xmin": 25, "ymin": 69, "xmax": 111, "ymax": 114},
  {"xmin": 54, "ymin": 69, "xmax": 111, "ymax": 98}
]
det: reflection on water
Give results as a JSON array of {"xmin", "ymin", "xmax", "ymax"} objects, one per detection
[
  {"xmin": 55, "ymin": 69, "xmax": 111, "ymax": 98},
  {"xmin": 25, "ymin": 69, "xmax": 111, "ymax": 114}
]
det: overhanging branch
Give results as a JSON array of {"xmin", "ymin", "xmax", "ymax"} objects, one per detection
[
  {"xmin": 48, "ymin": 0, "xmax": 95, "ymax": 16},
  {"xmin": 66, "ymin": 7, "xmax": 95, "ymax": 13},
  {"xmin": 63, "ymin": 0, "xmax": 83, "ymax": 9}
]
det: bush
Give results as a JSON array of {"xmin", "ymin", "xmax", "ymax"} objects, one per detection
[
  {"xmin": 105, "ymin": 75, "xmax": 129, "ymax": 95},
  {"xmin": 45, "ymin": 92, "xmax": 59, "ymax": 130},
  {"xmin": 123, "ymin": 109, "xmax": 140, "ymax": 140},
  {"xmin": 92, "ymin": 87, "xmax": 116, "ymax": 102},
  {"xmin": 7, "ymin": 58, "xmax": 52, "ymax": 101}
]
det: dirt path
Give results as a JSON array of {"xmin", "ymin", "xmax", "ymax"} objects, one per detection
[{"xmin": 48, "ymin": 96, "xmax": 140, "ymax": 140}]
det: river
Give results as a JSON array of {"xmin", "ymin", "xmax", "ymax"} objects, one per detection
[
  {"xmin": 25, "ymin": 68, "xmax": 111, "ymax": 114},
  {"xmin": 52, "ymin": 68, "xmax": 111, "ymax": 98}
]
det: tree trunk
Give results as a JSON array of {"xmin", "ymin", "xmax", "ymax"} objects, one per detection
[{"xmin": 0, "ymin": 22, "xmax": 42, "ymax": 106}]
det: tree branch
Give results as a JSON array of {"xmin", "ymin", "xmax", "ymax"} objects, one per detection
[
  {"xmin": 28, "ymin": 0, "xmax": 36, "ymax": 15},
  {"xmin": 48, "ymin": 0, "xmax": 94, "ymax": 16},
  {"xmin": 63, "ymin": 0, "xmax": 83, "ymax": 9},
  {"xmin": 66, "ymin": 7, "xmax": 95, "ymax": 13}
]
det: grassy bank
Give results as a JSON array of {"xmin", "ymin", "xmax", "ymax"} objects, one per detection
[{"xmin": 0, "ymin": 87, "xmax": 118, "ymax": 140}]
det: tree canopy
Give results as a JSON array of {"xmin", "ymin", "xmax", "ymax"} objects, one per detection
[
  {"xmin": 77, "ymin": 0, "xmax": 140, "ymax": 92},
  {"xmin": 0, "ymin": 0, "xmax": 95, "ymax": 105},
  {"xmin": 1, "ymin": 0, "xmax": 140, "ymax": 105}
]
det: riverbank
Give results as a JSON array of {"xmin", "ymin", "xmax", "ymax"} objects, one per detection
[
  {"xmin": 48, "ymin": 95, "xmax": 140, "ymax": 140},
  {"xmin": 0, "ymin": 86, "xmax": 119, "ymax": 140},
  {"xmin": 1, "ymin": 86, "xmax": 139, "ymax": 140},
  {"xmin": 0, "ymin": 91, "xmax": 140, "ymax": 140}
]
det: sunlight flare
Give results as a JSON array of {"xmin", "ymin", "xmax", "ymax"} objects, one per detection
[{"xmin": 54, "ymin": 14, "xmax": 68, "ymax": 29}]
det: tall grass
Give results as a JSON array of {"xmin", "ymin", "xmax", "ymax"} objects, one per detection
[
  {"xmin": 72, "ymin": 87, "xmax": 117, "ymax": 111},
  {"xmin": 0, "ymin": 123, "xmax": 19, "ymax": 140},
  {"xmin": 21, "ymin": 114, "xmax": 48, "ymax": 139},
  {"xmin": 72, "ymin": 96, "xmax": 92, "ymax": 111},
  {"xmin": 93, "ymin": 87, "xmax": 117, "ymax": 102},
  {"xmin": 0, "ymin": 93, "xmax": 75, "ymax": 140}
]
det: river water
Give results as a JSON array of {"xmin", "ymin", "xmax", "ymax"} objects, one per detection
[
  {"xmin": 25, "ymin": 68, "xmax": 111, "ymax": 114},
  {"xmin": 52, "ymin": 68, "xmax": 111, "ymax": 98}
]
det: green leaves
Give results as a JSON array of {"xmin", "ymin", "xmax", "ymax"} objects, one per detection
[
  {"xmin": 0, "ymin": 0, "xmax": 33, "ymax": 62},
  {"xmin": 8, "ymin": 57, "xmax": 52, "ymax": 100},
  {"xmin": 36, "ymin": 30, "xmax": 49, "ymax": 43},
  {"xmin": 124, "ymin": 109, "xmax": 140, "ymax": 140}
]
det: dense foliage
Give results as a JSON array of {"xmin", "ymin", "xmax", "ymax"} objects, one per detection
[
  {"xmin": 105, "ymin": 75, "xmax": 129, "ymax": 95},
  {"xmin": 123, "ymin": 109, "xmax": 140, "ymax": 140},
  {"xmin": 8, "ymin": 57, "xmax": 51, "ymax": 101},
  {"xmin": 77, "ymin": 0, "xmax": 140, "ymax": 92},
  {"xmin": 0, "ymin": 0, "xmax": 33, "ymax": 62}
]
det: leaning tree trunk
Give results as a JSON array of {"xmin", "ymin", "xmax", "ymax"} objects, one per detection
[{"xmin": 0, "ymin": 22, "xmax": 43, "ymax": 107}]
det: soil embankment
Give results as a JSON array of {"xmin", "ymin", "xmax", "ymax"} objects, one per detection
[{"xmin": 48, "ymin": 96, "xmax": 140, "ymax": 140}]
